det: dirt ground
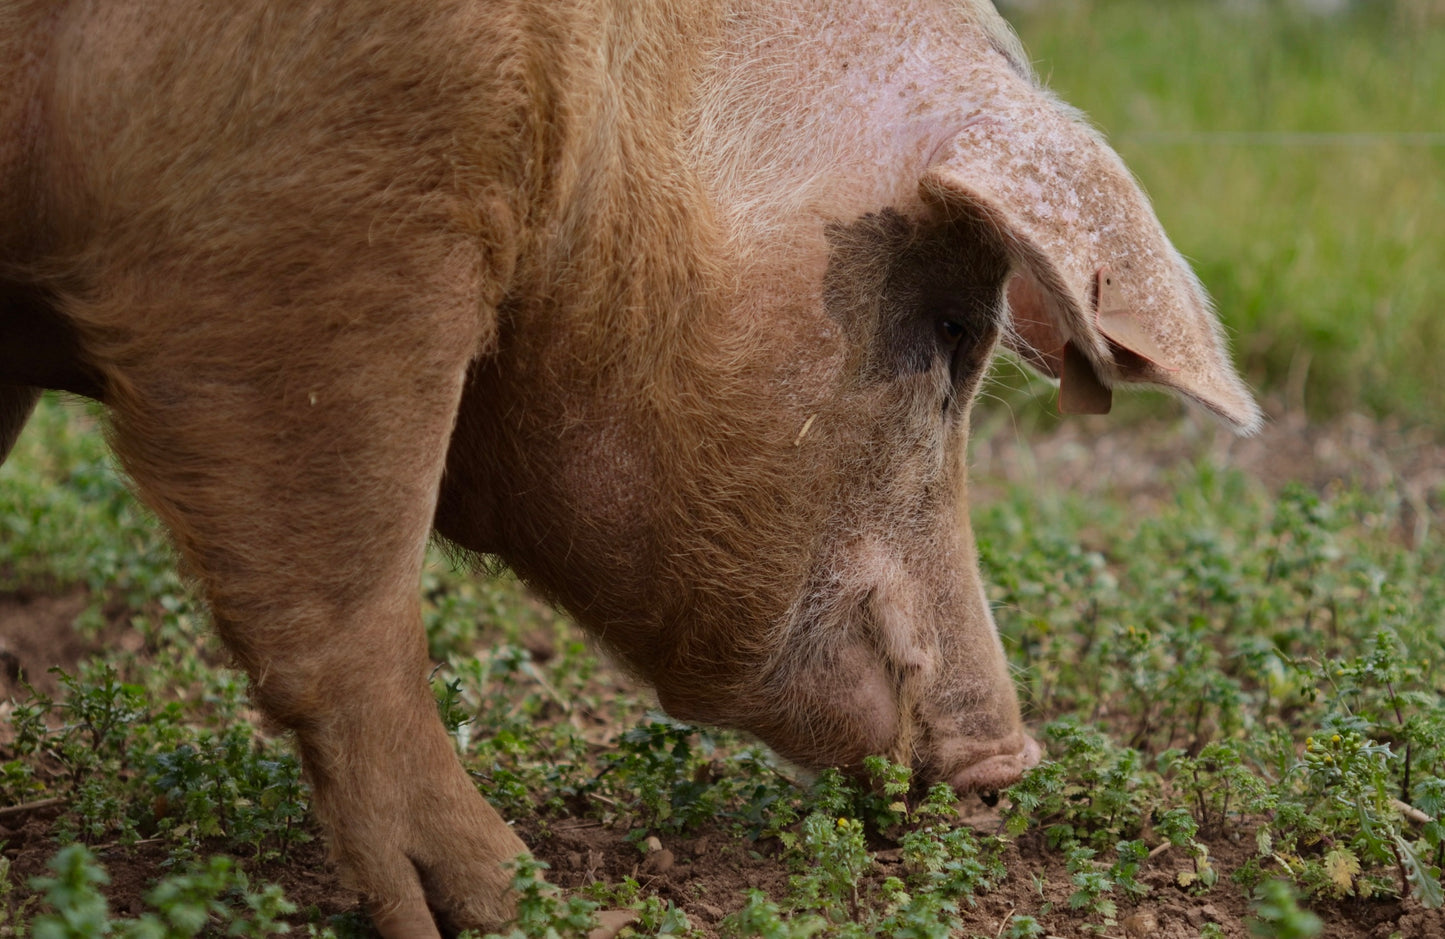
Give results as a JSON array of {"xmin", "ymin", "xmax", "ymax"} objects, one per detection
[{"xmin": 3, "ymin": 405, "xmax": 1444, "ymax": 937}]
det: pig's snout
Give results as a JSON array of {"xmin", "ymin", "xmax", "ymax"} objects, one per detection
[{"xmin": 946, "ymin": 733, "xmax": 1043, "ymax": 794}]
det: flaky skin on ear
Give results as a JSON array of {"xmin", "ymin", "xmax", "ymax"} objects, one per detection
[{"xmin": 918, "ymin": 77, "xmax": 1262, "ymax": 435}]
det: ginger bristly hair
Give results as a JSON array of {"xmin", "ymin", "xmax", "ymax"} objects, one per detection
[{"xmin": 446, "ymin": 0, "xmax": 1030, "ymax": 747}]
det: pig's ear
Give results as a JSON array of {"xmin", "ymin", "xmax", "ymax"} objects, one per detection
[{"xmin": 919, "ymin": 107, "xmax": 1262, "ymax": 434}]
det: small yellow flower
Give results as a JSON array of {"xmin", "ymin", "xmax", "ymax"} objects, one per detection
[{"xmin": 1331, "ymin": 734, "xmax": 1342, "ymax": 744}]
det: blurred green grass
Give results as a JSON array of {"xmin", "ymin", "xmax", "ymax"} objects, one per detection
[{"xmin": 1000, "ymin": 0, "xmax": 1445, "ymax": 428}]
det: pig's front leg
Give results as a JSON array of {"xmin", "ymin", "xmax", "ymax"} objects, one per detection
[{"xmin": 97, "ymin": 281, "xmax": 524, "ymax": 939}]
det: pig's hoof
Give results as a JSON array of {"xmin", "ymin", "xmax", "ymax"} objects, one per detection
[
  {"xmin": 371, "ymin": 895, "xmax": 442, "ymax": 939},
  {"xmin": 348, "ymin": 816, "xmax": 524, "ymax": 939},
  {"xmin": 947, "ymin": 734, "xmax": 1043, "ymax": 793}
]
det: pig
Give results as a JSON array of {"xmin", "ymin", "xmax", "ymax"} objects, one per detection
[{"xmin": 0, "ymin": 0, "xmax": 1261, "ymax": 935}]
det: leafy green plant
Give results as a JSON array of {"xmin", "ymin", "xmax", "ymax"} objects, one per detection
[
  {"xmin": 786, "ymin": 814, "xmax": 872, "ymax": 920},
  {"xmin": 719, "ymin": 890, "xmax": 825, "ymax": 939},
  {"xmin": 478, "ymin": 856, "xmax": 600, "ymax": 939},
  {"xmin": 29, "ymin": 844, "xmax": 296, "ymax": 939},
  {"xmin": 596, "ymin": 716, "xmax": 732, "ymax": 833},
  {"xmin": 1247, "ymin": 880, "xmax": 1322, "ymax": 939},
  {"xmin": 147, "ymin": 726, "xmax": 310, "ymax": 863},
  {"xmin": 1002, "ymin": 914, "xmax": 1045, "ymax": 939},
  {"xmin": 1159, "ymin": 742, "xmax": 1268, "ymax": 838},
  {"xmin": 1003, "ymin": 719, "xmax": 1154, "ymax": 852}
]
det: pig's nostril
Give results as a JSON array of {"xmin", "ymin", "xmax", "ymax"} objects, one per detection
[{"xmin": 977, "ymin": 789, "xmax": 999, "ymax": 807}]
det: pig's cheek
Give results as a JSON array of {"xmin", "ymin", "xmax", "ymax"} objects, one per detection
[
  {"xmin": 795, "ymin": 643, "xmax": 901, "ymax": 766},
  {"xmin": 657, "ymin": 641, "xmax": 903, "ymax": 769},
  {"xmin": 739, "ymin": 644, "xmax": 904, "ymax": 770},
  {"xmin": 838, "ymin": 652, "xmax": 901, "ymax": 761}
]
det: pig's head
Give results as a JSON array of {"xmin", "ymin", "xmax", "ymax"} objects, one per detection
[{"xmin": 454, "ymin": 0, "xmax": 1260, "ymax": 794}]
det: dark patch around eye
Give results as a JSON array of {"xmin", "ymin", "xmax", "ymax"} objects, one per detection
[{"xmin": 822, "ymin": 208, "xmax": 1011, "ymax": 390}]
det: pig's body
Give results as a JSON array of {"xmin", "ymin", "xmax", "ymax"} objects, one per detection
[{"xmin": 0, "ymin": 1, "xmax": 1260, "ymax": 936}]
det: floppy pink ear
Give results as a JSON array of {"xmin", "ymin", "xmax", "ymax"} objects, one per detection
[{"xmin": 919, "ymin": 89, "xmax": 1262, "ymax": 434}]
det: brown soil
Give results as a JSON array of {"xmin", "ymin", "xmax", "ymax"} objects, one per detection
[
  {"xmin": 1, "ymin": 804, "xmax": 363, "ymax": 926},
  {"xmin": 521, "ymin": 809, "xmax": 1445, "ymax": 938},
  {"xmin": 0, "ymin": 584, "xmax": 154, "ymax": 705},
  {"xmin": 0, "ymin": 588, "xmax": 93, "ymax": 702},
  {"xmin": 3, "ymin": 409, "xmax": 1444, "ymax": 937}
]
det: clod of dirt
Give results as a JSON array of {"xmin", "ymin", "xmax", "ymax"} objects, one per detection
[
  {"xmin": 642, "ymin": 848, "xmax": 676, "ymax": 875},
  {"xmin": 588, "ymin": 909, "xmax": 638, "ymax": 939},
  {"xmin": 1123, "ymin": 910, "xmax": 1159, "ymax": 937}
]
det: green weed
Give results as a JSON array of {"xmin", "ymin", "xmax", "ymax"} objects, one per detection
[
  {"xmin": 28, "ymin": 844, "xmax": 295, "ymax": 939},
  {"xmin": 477, "ymin": 856, "xmax": 600, "ymax": 939}
]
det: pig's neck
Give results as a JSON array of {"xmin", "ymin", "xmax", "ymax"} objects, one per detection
[
  {"xmin": 0, "ymin": 3, "xmax": 58, "ymax": 260},
  {"xmin": 510, "ymin": 0, "xmax": 731, "ymax": 353}
]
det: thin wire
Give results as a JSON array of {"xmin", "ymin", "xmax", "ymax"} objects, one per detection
[{"xmin": 1113, "ymin": 130, "xmax": 1445, "ymax": 147}]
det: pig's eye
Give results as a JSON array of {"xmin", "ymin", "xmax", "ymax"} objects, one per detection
[{"xmin": 936, "ymin": 318, "xmax": 966, "ymax": 347}]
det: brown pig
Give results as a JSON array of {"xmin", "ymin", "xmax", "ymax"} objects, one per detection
[{"xmin": 0, "ymin": 0, "xmax": 1261, "ymax": 935}]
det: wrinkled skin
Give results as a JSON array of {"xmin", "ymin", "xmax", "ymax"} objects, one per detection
[{"xmin": 0, "ymin": 0, "xmax": 1260, "ymax": 936}]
